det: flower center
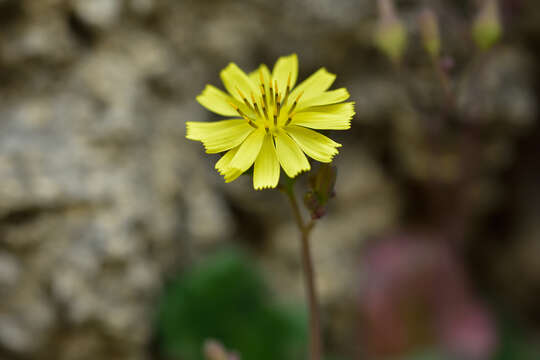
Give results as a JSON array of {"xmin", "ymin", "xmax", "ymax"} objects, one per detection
[{"xmin": 229, "ymin": 71, "xmax": 304, "ymax": 134}]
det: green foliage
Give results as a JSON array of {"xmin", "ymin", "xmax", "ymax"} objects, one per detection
[
  {"xmin": 398, "ymin": 350, "xmax": 448, "ymax": 360},
  {"xmin": 493, "ymin": 317, "xmax": 540, "ymax": 360},
  {"xmin": 156, "ymin": 251, "xmax": 307, "ymax": 360}
]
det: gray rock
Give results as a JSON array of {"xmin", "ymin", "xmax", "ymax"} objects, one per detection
[
  {"xmin": 71, "ymin": 0, "xmax": 123, "ymax": 30},
  {"xmin": 0, "ymin": 252, "xmax": 20, "ymax": 291},
  {"xmin": 0, "ymin": 295, "xmax": 54, "ymax": 354},
  {"xmin": 129, "ymin": 0, "xmax": 155, "ymax": 16},
  {"xmin": 0, "ymin": 16, "xmax": 77, "ymax": 64},
  {"xmin": 458, "ymin": 48, "xmax": 537, "ymax": 127}
]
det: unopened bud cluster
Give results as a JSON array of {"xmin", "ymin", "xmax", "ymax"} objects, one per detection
[
  {"xmin": 374, "ymin": 0, "xmax": 502, "ymax": 63},
  {"xmin": 204, "ymin": 340, "xmax": 240, "ymax": 360},
  {"xmin": 304, "ymin": 164, "xmax": 337, "ymax": 220},
  {"xmin": 374, "ymin": 0, "xmax": 407, "ymax": 63},
  {"xmin": 419, "ymin": 8, "xmax": 441, "ymax": 58},
  {"xmin": 473, "ymin": 0, "xmax": 502, "ymax": 50}
]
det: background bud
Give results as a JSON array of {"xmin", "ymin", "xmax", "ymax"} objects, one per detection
[
  {"xmin": 204, "ymin": 339, "xmax": 234, "ymax": 360},
  {"xmin": 419, "ymin": 8, "xmax": 441, "ymax": 58},
  {"xmin": 473, "ymin": 0, "xmax": 502, "ymax": 50},
  {"xmin": 374, "ymin": 0, "xmax": 407, "ymax": 63},
  {"xmin": 203, "ymin": 339, "xmax": 240, "ymax": 360}
]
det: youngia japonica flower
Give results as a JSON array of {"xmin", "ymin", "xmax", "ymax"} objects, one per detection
[{"xmin": 187, "ymin": 54, "xmax": 354, "ymax": 190}]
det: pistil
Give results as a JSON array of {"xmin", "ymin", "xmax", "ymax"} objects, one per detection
[{"xmin": 231, "ymin": 70, "xmax": 303, "ymax": 130}]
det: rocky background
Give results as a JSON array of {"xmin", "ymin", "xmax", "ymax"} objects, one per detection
[{"xmin": 0, "ymin": 0, "xmax": 539, "ymax": 359}]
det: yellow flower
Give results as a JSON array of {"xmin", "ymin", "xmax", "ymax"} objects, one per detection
[{"xmin": 186, "ymin": 54, "xmax": 354, "ymax": 190}]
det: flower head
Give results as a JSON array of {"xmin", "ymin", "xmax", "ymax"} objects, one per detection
[{"xmin": 187, "ymin": 54, "xmax": 354, "ymax": 190}]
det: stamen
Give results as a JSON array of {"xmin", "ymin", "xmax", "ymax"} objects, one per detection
[
  {"xmin": 260, "ymin": 83, "xmax": 267, "ymax": 108},
  {"xmin": 229, "ymin": 101, "xmax": 258, "ymax": 128},
  {"xmin": 250, "ymin": 92, "xmax": 262, "ymax": 117},
  {"xmin": 236, "ymin": 87, "xmax": 252, "ymax": 110},
  {"xmin": 236, "ymin": 86, "xmax": 245, "ymax": 100},
  {"xmin": 229, "ymin": 102, "xmax": 247, "ymax": 118},
  {"xmin": 261, "ymin": 103, "xmax": 269, "ymax": 121},
  {"xmin": 269, "ymin": 82, "xmax": 274, "ymax": 106},
  {"xmin": 259, "ymin": 69, "xmax": 265, "ymax": 85},
  {"xmin": 285, "ymin": 111, "xmax": 296, "ymax": 126},
  {"xmin": 276, "ymin": 92, "xmax": 282, "ymax": 116},
  {"xmin": 288, "ymin": 90, "xmax": 304, "ymax": 115},
  {"xmin": 274, "ymin": 80, "xmax": 279, "ymax": 108},
  {"xmin": 273, "ymin": 106, "xmax": 278, "ymax": 126},
  {"xmin": 282, "ymin": 73, "xmax": 291, "ymax": 106}
]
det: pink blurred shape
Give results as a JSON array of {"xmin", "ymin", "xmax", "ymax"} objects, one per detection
[{"xmin": 359, "ymin": 233, "xmax": 497, "ymax": 359}]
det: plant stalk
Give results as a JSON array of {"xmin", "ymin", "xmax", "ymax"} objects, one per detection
[{"xmin": 284, "ymin": 185, "xmax": 322, "ymax": 360}]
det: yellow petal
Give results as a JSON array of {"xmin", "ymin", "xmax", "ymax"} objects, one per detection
[
  {"xmin": 291, "ymin": 102, "xmax": 355, "ymax": 130},
  {"xmin": 272, "ymin": 54, "xmax": 299, "ymax": 93},
  {"xmin": 289, "ymin": 68, "xmax": 336, "ymax": 107},
  {"xmin": 253, "ymin": 133, "xmax": 280, "ymax": 190},
  {"xmin": 223, "ymin": 169, "xmax": 244, "ymax": 183},
  {"xmin": 215, "ymin": 147, "xmax": 239, "ymax": 173},
  {"xmin": 248, "ymin": 64, "xmax": 271, "ymax": 85},
  {"xmin": 229, "ymin": 127, "xmax": 266, "ymax": 172},
  {"xmin": 186, "ymin": 119, "xmax": 254, "ymax": 154},
  {"xmin": 274, "ymin": 130, "xmax": 310, "ymax": 178},
  {"xmin": 285, "ymin": 125, "xmax": 341, "ymax": 163},
  {"xmin": 296, "ymin": 88, "xmax": 350, "ymax": 111},
  {"xmin": 215, "ymin": 147, "xmax": 244, "ymax": 183},
  {"xmin": 196, "ymin": 85, "xmax": 240, "ymax": 117},
  {"xmin": 220, "ymin": 63, "xmax": 258, "ymax": 103}
]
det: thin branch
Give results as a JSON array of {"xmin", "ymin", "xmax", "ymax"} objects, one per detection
[{"xmin": 284, "ymin": 184, "xmax": 322, "ymax": 360}]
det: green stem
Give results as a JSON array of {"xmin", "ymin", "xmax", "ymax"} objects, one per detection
[
  {"xmin": 284, "ymin": 183, "xmax": 322, "ymax": 360},
  {"xmin": 431, "ymin": 56, "xmax": 455, "ymax": 108}
]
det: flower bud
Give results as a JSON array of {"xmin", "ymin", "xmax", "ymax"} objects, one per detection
[
  {"xmin": 374, "ymin": 0, "xmax": 407, "ymax": 63},
  {"xmin": 419, "ymin": 8, "xmax": 441, "ymax": 58},
  {"xmin": 304, "ymin": 164, "xmax": 337, "ymax": 220},
  {"xmin": 203, "ymin": 340, "xmax": 229, "ymax": 360},
  {"xmin": 473, "ymin": 0, "xmax": 502, "ymax": 50}
]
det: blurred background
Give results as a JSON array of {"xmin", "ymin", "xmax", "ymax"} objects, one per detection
[{"xmin": 0, "ymin": 0, "xmax": 539, "ymax": 359}]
